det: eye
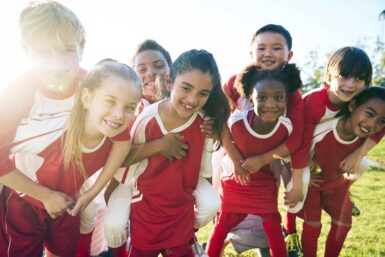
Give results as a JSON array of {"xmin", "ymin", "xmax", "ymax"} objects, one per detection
[
  {"xmin": 273, "ymin": 47, "xmax": 283, "ymax": 51},
  {"xmin": 257, "ymin": 95, "xmax": 266, "ymax": 101},
  {"xmin": 199, "ymin": 91, "xmax": 210, "ymax": 98},
  {"xmin": 125, "ymin": 106, "xmax": 136, "ymax": 113},
  {"xmin": 257, "ymin": 47, "xmax": 265, "ymax": 51},
  {"xmin": 105, "ymin": 99, "xmax": 115, "ymax": 106},
  {"xmin": 275, "ymin": 95, "xmax": 285, "ymax": 101},
  {"xmin": 365, "ymin": 110, "xmax": 374, "ymax": 117}
]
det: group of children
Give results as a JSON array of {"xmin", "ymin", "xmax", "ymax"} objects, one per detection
[{"xmin": 0, "ymin": 1, "xmax": 384, "ymax": 257}]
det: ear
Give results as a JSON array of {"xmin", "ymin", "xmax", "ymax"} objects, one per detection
[
  {"xmin": 348, "ymin": 99, "xmax": 356, "ymax": 112},
  {"xmin": 286, "ymin": 51, "xmax": 294, "ymax": 62},
  {"xmin": 81, "ymin": 88, "xmax": 92, "ymax": 109},
  {"xmin": 164, "ymin": 74, "xmax": 173, "ymax": 92}
]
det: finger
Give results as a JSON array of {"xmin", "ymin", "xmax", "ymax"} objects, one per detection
[{"xmin": 174, "ymin": 133, "xmax": 184, "ymax": 141}]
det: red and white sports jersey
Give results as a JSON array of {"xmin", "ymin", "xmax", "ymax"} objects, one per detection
[
  {"xmin": 292, "ymin": 87, "xmax": 385, "ymax": 169},
  {"xmin": 223, "ymin": 74, "xmax": 304, "ymax": 154},
  {"xmin": 128, "ymin": 101, "xmax": 210, "ymax": 250},
  {"xmin": 220, "ymin": 109, "xmax": 292, "ymax": 214},
  {"xmin": 0, "ymin": 69, "xmax": 87, "ymax": 176},
  {"xmin": 310, "ymin": 117, "xmax": 365, "ymax": 182}
]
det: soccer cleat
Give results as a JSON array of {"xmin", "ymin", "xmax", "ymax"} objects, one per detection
[
  {"xmin": 191, "ymin": 239, "xmax": 209, "ymax": 257},
  {"xmin": 352, "ymin": 201, "xmax": 361, "ymax": 217},
  {"xmin": 284, "ymin": 232, "xmax": 303, "ymax": 257}
]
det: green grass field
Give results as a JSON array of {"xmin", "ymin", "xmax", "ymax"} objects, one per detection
[{"xmin": 197, "ymin": 140, "xmax": 385, "ymax": 257}]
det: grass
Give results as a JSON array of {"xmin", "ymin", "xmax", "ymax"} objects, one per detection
[{"xmin": 197, "ymin": 139, "xmax": 385, "ymax": 257}]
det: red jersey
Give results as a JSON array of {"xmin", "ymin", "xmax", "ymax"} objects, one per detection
[
  {"xmin": 128, "ymin": 101, "xmax": 210, "ymax": 250},
  {"xmin": 310, "ymin": 117, "xmax": 365, "ymax": 182},
  {"xmin": 220, "ymin": 110, "xmax": 292, "ymax": 214},
  {"xmin": 223, "ymin": 74, "xmax": 304, "ymax": 154},
  {"xmin": 0, "ymin": 69, "xmax": 87, "ymax": 176},
  {"xmin": 292, "ymin": 87, "xmax": 385, "ymax": 169}
]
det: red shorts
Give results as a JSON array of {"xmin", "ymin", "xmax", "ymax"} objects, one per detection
[
  {"xmin": 129, "ymin": 243, "xmax": 194, "ymax": 257},
  {"xmin": 0, "ymin": 189, "xmax": 80, "ymax": 257},
  {"xmin": 300, "ymin": 178, "xmax": 352, "ymax": 225}
]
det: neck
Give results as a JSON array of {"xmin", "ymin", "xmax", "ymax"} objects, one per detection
[
  {"xmin": 252, "ymin": 116, "xmax": 278, "ymax": 135},
  {"xmin": 82, "ymin": 121, "xmax": 104, "ymax": 148},
  {"xmin": 327, "ymin": 88, "xmax": 344, "ymax": 107},
  {"xmin": 159, "ymin": 99, "xmax": 191, "ymax": 131},
  {"xmin": 336, "ymin": 116, "xmax": 356, "ymax": 141}
]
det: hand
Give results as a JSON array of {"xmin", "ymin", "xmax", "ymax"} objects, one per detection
[
  {"xmin": 200, "ymin": 117, "xmax": 216, "ymax": 139},
  {"xmin": 241, "ymin": 155, "xmax": 265, "ymax": 173},
  {"xmin": 284, "ymin": 188, "xmax": 303, "ymax": 207},
  {"xmin": 160, "ymin": 133, "xmax": 189, "ymax": 160},
  {"xmin": 233, "ymin": 160, "xmax": 250, "ymax": 185},
  {"xmin": 67, "ymin": 190, "xmax": 94, "ymax": 216},
  {"xmin": 42, "ymin": 190, "xmax": 74, "ymax": 219},
  {"xmin": 339, "ymin": 151, "xmax": 363, "ymax": 175},
  {"xmin": 310, "ymin": 173, "xmax": 323, "ymax": 188}
]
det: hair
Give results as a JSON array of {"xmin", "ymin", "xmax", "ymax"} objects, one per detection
[
  {"xmin": 251, "ymin": 24, "xmax": 292, "ymax": 50},
  {"xmin": 323, "ymin": 47, "xmax": 372, "ymax": 86},
  {"xmin": 235, "ymin": 63, "xmax": 302, "ymax": 99},
  {"xmin": 170, "ymin": 49, "xmax": 230, "ymax": 148},
  {"xmin": 337, "ymin": 86, "xmax": 385, "ymax": 118},
  {"xmin": 132, "ymin": 39, "xmax": 172, "ymax": 68},
  {"xmin": 63, "ymin": 59, "xmax": 141, "ymax": 177},
  {"xmin": 19, "ymin": 0, "xmax": 86, "ymax": 52}
]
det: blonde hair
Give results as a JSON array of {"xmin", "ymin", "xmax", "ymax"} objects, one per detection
[
  {"xmin": 19, "ymin": 0, "xmax": 86, "ymax": 52},
  {"xmin": 63, "ymin": 59, "xmax": 141, "ymax": 177}
]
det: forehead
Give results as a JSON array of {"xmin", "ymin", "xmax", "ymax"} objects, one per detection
[
  {"xmin": 360, "ymin": 99, "xmax": 385, "ymax": 116},
  {"xmin": 97, "ymin": 75, "xmax": 141, "ymax": 99},
  {"xmin": 254, "ymin": 79, "xmax": 286, "ymax": 92},
  {"xmin": 253, "ymin": 32, "xmax": 288, "ymax": 47},
  {"xmin": 174, "ymin": 69, "xmax": 213, "ymax": 91},
  {"xmin": 134, "ymin": 50, "xmax": 167, "ymax": 66}
]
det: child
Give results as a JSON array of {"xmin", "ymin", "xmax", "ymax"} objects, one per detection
[
  {"xmin": 207, "ymin": 63, "xmax": 302, "ymax": 257},
  {"xmin": 123, "ymin": 49, "xmax": 229, "ymax": 257},
  {"xmin": 299, "ymin": 86, "xmax": 385, "ymax": 257},
  {"xmin": 104, "ymin": 42, "xmax": 221, "ymax": 257},
  {"xmin": 284, "ymin": 46, "xmax": 375, "ymax": 256},
  {"xmin": 216, "ymin": 24, "xmax": 304, "ymax": 256},
  {"xmin": 0, "ymin": 59, "xmax": 142, "ymax": 257}
]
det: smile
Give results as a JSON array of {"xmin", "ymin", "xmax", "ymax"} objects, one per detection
[{"xmin": 105, "ymin": 120, "xmax": 122, "ymax": 129}]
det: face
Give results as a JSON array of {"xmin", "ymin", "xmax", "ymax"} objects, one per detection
[
  {"xmin": 134, "ymin": 50, "xmax": 170, "ymax": 103},
  {"xmin": 26, "ymin": 42, "xmax": 82, "ymax": 93},
  {"xmin": 328, "ymin": 75, "xmax": 366, "ymax": 103},
  {"xmin": 252, "ymin": 79, "xmax": 287, "ymax": 123},
  {"xmin": 169, "ymin": 69, "xmax": 213, "ymax": 120},
  {"xmin": 82, "ymin": 74, "xmax": 141, "ymax": 138},
  {"xmin": 250, "ymin": 32, "xmax": 293, "ymax": 70},
  {"xmin": 348, "ymin": 98, "xmax": 385, "ymax": 138}
]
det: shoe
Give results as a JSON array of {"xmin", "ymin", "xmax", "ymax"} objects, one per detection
[
  {"xmin": 352, "ymin": 201, "xmax": 361, "ymax": 217},
  {"xmin": 284, "ymin": 232, "xmax": 303, "ymax": 257},
  {"xmin": 191, "ymin": 239, "xmax": 209, "ymax": 257}
]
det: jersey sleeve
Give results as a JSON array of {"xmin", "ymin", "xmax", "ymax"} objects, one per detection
[
  {"xmin": 0, "ymin": 73, "xmax": 37, "ymax": 176},
  {"xmin": 223, "ymin": 75, "xmax": 239, "ymax": 111},
  {"xmin": 291, "ymin": 92, "xmax": 323, "ymax": 169},
  {"xmin": 283, "ymin": 90, "xmax": 304, "ymax": 154}
]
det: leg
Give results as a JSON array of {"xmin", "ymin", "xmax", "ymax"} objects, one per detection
[
  {"xmin": 324, "ymin": 220, "xmax": 351, "ymax": 257},
  {"xmin": 193, "ymin": 176, "xmax": 221, "ymax": 229},
  {"xmin": 104, "ymin": 183, "xmax": 133, "ymax": 256},
  {"xmin": 260, "ymin": 212, "xmax": 287, "ymax": 257},
  {"xmin": 206, "ymin": 212, "xmax": 247, "ymax": 257}
]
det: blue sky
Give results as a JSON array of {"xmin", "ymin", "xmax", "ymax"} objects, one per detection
[{"xmin": 0, "ymin": 0, "xmax": 384, "ymax": 91}]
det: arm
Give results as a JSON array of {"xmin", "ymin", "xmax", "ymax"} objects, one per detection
[
  {"xmin": 339, "ymin": 138, "xmax": 377, "ymax": 173},
  {"xmin": 284, "ymin": 168, "xmax": 304, "ymax": 206},
  {"xmin": 222, "ymin": 126, "xmax": 250, "ymax": 185},
  {"xmin": 0, "ymin": 169, "xmax": 73, "ymax": 219},
  {"xmin": 123, "ymin": 133, "xmax": 188, "ymax": 166},
  {"xmin": 68, "ymin": 140, "xmax": 132, "ymax": 215}
]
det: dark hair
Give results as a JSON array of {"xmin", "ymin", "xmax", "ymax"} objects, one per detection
[
  {"xmin": 323, "ymin": 47, "xmax": 372, "ymax": 86},
  {"xmin": 170, "ymin": 49, "xmax": 230, "ymax": 148},
  {"xmin": 337, "ymin": 86, "xmax": 385, "ymax": 117},
  {"xmin": 251, "ymin": 24, "xmax": 292, "ymax": 50},
  {"xmin": 132, "ymin": 39, "xmax": 172, "ymax": 68},
  {"xmin": 235, "ymin": 63, "xmax": 302, "ymax": 99}
]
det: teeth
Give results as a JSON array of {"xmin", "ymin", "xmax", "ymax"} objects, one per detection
[
  {"xmin": 360, "ymin": 125, "xmax": 369, "ymax": 133},
  {"xmin": 182, "ymin": 103, "xmax": 194, "ymax": 109},
  {"xmin": 106, "ymin": 120, "xmax": 120, "ymax": 129}
]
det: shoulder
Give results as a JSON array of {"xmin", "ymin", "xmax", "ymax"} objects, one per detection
[{"xmin": 229, "ymin": 109, "xmax": 247, "ymax": 127}]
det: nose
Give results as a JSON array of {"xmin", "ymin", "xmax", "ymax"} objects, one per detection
[
  {"xmin": 186, "ymin": 93, "xmax": 198, "ymax": 107},
  {"xmin": 113, "ymin": 106, "xmax": 125, "ymax": 119},
  {"xmin": 265, "ymin": 97, "xmax": 275, "ymax": 108},
  {"xmin": 264, "ymin": 48, "xmax": 273, "ymax": 57}
]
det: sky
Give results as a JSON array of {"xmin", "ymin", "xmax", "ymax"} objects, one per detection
[{"xmin": 0, "ymin": 0, "xmax": 384, "ymax": 92}]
